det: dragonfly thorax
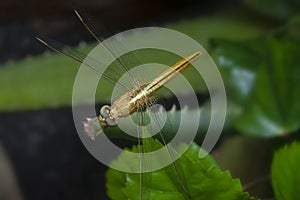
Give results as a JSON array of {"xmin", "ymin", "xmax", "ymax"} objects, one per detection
[{"xmin": 98, "ymin": 84, "xmax": 153, "ymax": 128}]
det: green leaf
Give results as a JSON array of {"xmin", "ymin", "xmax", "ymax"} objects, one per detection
[
  {"xmin": 106, "ymin": 139, "xmax": 256, "ymax": 200},
  {"xmin": 211, "ymin": 25, "xmax": 300, "ymax": 137},
  {"xmin": 271, "ymin": 142, "xmax": 300, "ymax": 200}
]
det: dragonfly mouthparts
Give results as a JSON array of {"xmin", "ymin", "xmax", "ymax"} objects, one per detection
[{"xmin": 82, "ymin": 117, "xmax": 104, "ymax": 140}]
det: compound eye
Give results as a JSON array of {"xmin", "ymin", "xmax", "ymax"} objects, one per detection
[
  {"xmin": 106, "ymin": 117, "xmax": 118, "ymax": 126},
  {"xmin": 100, "ymin": 105, "xmax": 111, "ymax": 118}
]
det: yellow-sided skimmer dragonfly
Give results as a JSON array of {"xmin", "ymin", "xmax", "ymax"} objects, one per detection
[{"xmin": 37, "ymin": 10, "xmax": 202, "ymax": 200}]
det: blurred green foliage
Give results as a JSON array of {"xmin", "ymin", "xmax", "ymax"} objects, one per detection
[
  {"xmin": 244, "ymin": 0, "xmax": 300, "ymax": 20},
  {"xmin": 271, "ymin": 142, "xmax": 300, "ymax": 200},
  {"xmin": 211, "ymin": 22, "xmax": 300, "ymax": 136}
]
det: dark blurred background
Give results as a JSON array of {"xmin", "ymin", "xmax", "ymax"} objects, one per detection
[{"xmin": 0, "ymin": 0, "xmax": 236, "ymax": 63}]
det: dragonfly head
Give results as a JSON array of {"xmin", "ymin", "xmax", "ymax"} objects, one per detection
[
  {"xmin": 99, "ymin": 105, "xmax": 118, "ymax": 127},
  {"xmin": 82, "ymin": 105, "xmax": 118, "ymax": 140}
]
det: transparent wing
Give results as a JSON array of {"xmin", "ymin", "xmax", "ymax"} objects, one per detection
[
  {"xmin": 136, "ymin": 109, "xmax": 152, "ymax": 200},
  {"xmin": 148, "ymin": 103, "xmax": 191, "ymax": 199},
  {"xmin": 74, "ymin": 10, "xmax": 142, "ymax": 88},
  {"xmin": 75, "ymin": 12, "xmax": 157, "ymax": 199},
  {"xmin": 36, "ymin": 37, "xmax": 131, "ymax": 91}
]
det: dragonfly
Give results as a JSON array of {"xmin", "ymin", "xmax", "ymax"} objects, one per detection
[{"xmin": 37, "ymin": 10, "xmax": 202, "ymax": 199}]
